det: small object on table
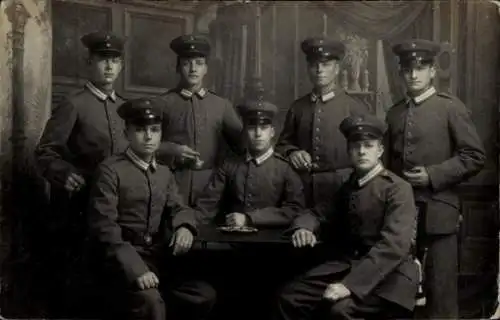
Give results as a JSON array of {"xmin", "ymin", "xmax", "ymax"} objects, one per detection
[{"xmin": 217, "ymin": 225, "xmax": 259, "ymax": 233}]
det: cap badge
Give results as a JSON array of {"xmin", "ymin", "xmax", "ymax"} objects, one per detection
[
  {"xmin": 105, "ymin": 42, "xmax": 111, "ymax": 48},
  {"xmin": 318, "ymin": 47, "xmax": 323, "ymax": 52},
  {"xmin": 190, "ymin": 44, "xmax": 195, "ymax": 50},
  {"xmin": 411, "ymin": 42, "xmax": 416, "ymax": 48}
]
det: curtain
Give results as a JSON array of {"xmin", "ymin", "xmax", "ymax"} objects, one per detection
[{"xmin": 320, "ymin": 1, "xmax": 434, "ymax": 111}]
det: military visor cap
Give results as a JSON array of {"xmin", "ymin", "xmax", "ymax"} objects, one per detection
[
  {"xmin": 239, "ymin": 100, "xmax": 278, "ymax": 126},
  {"xmin": 392, "ymin": 39, "xmax": 441, "ymax": 67},
  {"xmin": 170, "ymin": 34, "xmax": 211, "ymax": 58},
  {"xmin": 301, "ymin": 37, "xmax": 345, "ymax": 62},
  {"xmin": 81, "ymin": 31, "xmax": 124, "ymax": 57},
  {"xmin": 117, "ymin": 98, "xmax": 163, "ymax": 126},
  {"xmin": 339, "ymin": 114, "xmax": 386, "ymax": 142}
]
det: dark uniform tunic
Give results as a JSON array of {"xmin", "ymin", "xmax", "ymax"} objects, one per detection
[
  {"xmin": 157, "ymin": 87, "xmax": 242, "ymax": 206},
  {"xmin": 195, "ymin": 149, "xmax": 305, "ymax": 227},
  {"xmin": 276, "ymin": 90, "xmax": 369, "ymax": 207},
  {"xmin": 277, "ymin": 166, "xmax": 419, "ymax": 319},
  {"xmin": 88, "ymin": 150, "xmax": 212, "ymax": 320},
  {"xmin": 385, "ymin": 87, "xmax": 486, "ymax": 318},
  {"xmin": 36, "ymin": 82, "xmax": 128, "ymax": 187}
]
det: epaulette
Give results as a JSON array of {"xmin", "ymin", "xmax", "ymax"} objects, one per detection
[
  {"xmin": 392, "ymin": 98, "xmax": 407, "ymax": 107},
  {"xmin": 437, "ymin": 92, "xmax": 454, "ymax": 100},
  {"xmin": 158, "ymin": 88, "xmax": 177, "ymax": 97},
  {"xmin": 69, "ymin": 88, "xmax": 86, "ymax": 98},
  {"xmin": 379, "ymin": 169, "xmax": 396, "ymax": 182},
  {"xmin": 273, "ymin": 152, "xmax": 288, "ymax": 162},
  {"xmin": 115, "ymin": 92, "xmax": 128, "ymax": 101}
]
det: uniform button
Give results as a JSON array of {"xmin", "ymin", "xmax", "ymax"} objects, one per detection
[
  {"xmin": 315, "ymin": 136, "xmax": 320, "ymax": 141},
  {"xmin": 316, "ymin": 128, "xmax": 320, "ymax": 132},
  {"xmin": 315, "ymin": 156, "xmax": 320, "ymax": 161},
  {"xmin": 407, "ymin": 132, "xmax": 412, "ymax": 138},
  {"xmin": 144, "ymin": 235, "xmax": 152, "ymax": 246},
  {"xmin": 317, "ymin": 118, "xmax": 321, "ymax": 123},
  {"xmin": 318, "ymin": 109, "xmax": 322, "ymax": 113}
]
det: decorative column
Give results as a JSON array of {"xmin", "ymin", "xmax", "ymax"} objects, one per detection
[
  {"xmin": 244, "ymin": 1, "xmax": 266, "ymax": 102},
  {"xmin": 8, "ymin": 0, "xmax": 29, "ymax": 173},
  {"xmin": 2, "ymin": 0, "xmax": 30, "ymax": 314}
]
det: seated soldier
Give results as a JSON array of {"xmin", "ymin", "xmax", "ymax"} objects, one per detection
[
  {"xmin": 275, "ymin": 114, "xmax": 419, "ymax": 320},
  {"xmin": 195, "ymin": 99, "xmax": 305, "ymax": 228},
  {"xmin": 192, "ymin": 99, "xmax": 305, "ymax": 319},
  {"xmin": 87, "ymin": 98, "xmax": 215, "ymax": 320}
]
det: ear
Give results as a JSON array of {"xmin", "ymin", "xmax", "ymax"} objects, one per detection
[
  {"xmin": 270, "ymin": 126, "xmax": 276, "ymax": 138},
  {"xmin": 333, "ymin": 60, "xmax": 340, "ymax": 76},
  {"xmin": 378, "ymin": 142, "xmax": 385, "ymax": 158},
  {"xmin": 430, "ymin": 65, "xmax": 437, "ymax": 79}
]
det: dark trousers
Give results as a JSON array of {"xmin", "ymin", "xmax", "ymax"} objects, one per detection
[
  {"xmin": 101, "ymin": 252, "xmax": 216, "ymax": 320},
  {"xmin": 416, "ymin": 203, "xmax": 459, "ymax": 318},
  {"xmin": 274, "ymin": 261, "xmax": 410, "ymax": 320},
  {"xmin": 417, "ymin": 233, "xmax": 459, "ymax": 319}
]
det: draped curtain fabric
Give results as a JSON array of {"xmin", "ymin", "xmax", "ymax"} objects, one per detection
[{"xmin": 319, "ymin": 1, "xmax": 433, "ymax": 111}]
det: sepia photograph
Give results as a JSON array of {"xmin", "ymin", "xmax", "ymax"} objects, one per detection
[{"xmin": 0, "ymin": 0, "xmax": 498, "ymax": 319}]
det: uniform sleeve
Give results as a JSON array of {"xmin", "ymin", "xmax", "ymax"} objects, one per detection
[
  {"xmin": 426, "ymin": 100, "xmax": 486, "ymax": 192},
  {"xmin": 35, "ymin": 97, "xmax": 78, "ymax": 187},
  {"xmin": 382, "ymin": 117, "xmax": 393, "ymax": 168},
  {"xmin": 275, "ymin": 105, "xmax": 300, "ymax": 157},
  {"xmin": 342, "ymin": 181, "xmax": 417, "ymax": 300},
  {"xmin": 284, "ymin": 191, "xmax": 338, "ymax": 236},
  {"xmin": 222, "ymin": 100, "xmax": 244, "ymax": 155},
  {"xmin": 193, "ymin": 161, "xmax": 229, "ymax": 225},
  {"xmin": 87, "ymin": 164, "xmax": 148, "ymax": 284},
  {"xmin": 158, "ymin": 109, "xmax": 180, "ymax": 165},
  {"xmin": 247, "ymin": 164, "xmax": 305, "ymax": 227},
  {"xmin": 166, "ymin": 172, "xmax": 200, "ymax": 234}
]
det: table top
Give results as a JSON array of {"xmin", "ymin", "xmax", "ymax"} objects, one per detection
[{"xmin": 196, "ymin": 224, "xmax": 292, "ymax": 244}]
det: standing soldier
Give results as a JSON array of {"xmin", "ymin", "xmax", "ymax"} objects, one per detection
[
  {"xmin": 385, "ymin": 39, "xmax": 486, "ymax": 318},
  {"xmin": 276, "ymin": 37, "xmax": 369, "ymax": 208},
  {"xmin": 157, "ymin": 34, "xmax": 242, "ymax": 206},
  {"xmin": 35, "ymin": 31, "xmax": 128, "ymax": 315}
]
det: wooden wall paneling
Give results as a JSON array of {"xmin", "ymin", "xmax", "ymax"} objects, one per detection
[{"xmin": 122, "ymin": 6, "xmax": 194, "ymax": 96}]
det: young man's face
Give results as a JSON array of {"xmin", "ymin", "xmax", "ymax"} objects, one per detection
[
  {"xmin": 400, "ymin": 64, "xmax": 436, "ymax": 95},
  {"xmin": 246, "ymin": 124, "xmax": 275, "ymax": 154},
  {"xmin": 125, "ymin": 123, "xmax": 162, "ymax": 157},
  {"xmin": 179, "ymin": 57, "xmax": 208, "ymax": 88},
  {"xmin": 88, "ymin": 54, "xmax": 123, "ymax": 86},
  {"xmin": 307, "ymin": 59, "xmax": 339, "ymax": 89},
  {"xmin": 348, "ymin": 139, "xmax": 384, "ymax": 172}
]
